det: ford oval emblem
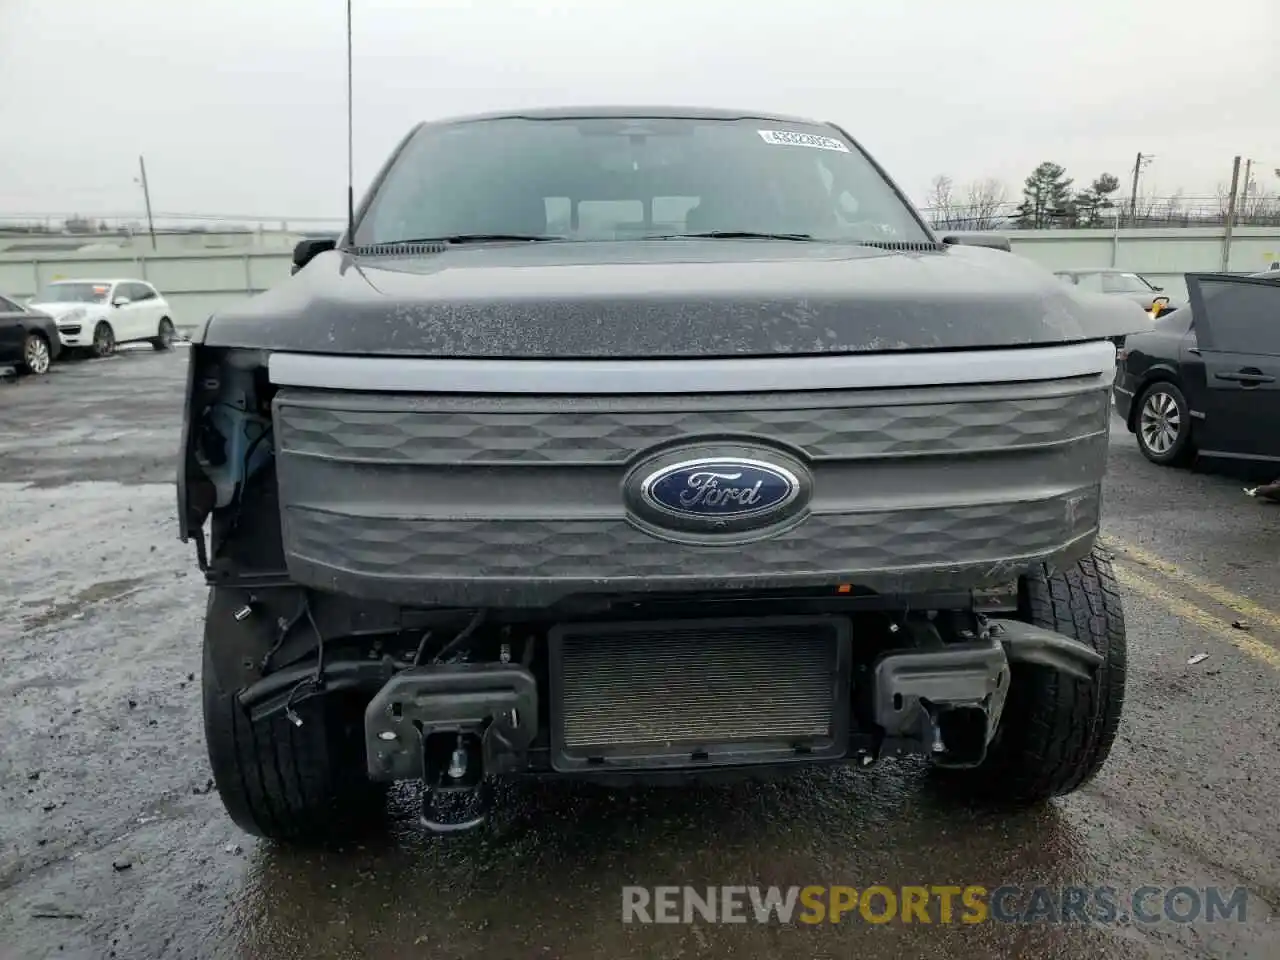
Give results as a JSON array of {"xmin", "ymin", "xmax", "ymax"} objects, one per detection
[
  {"xmin": 624, "ymin": 445, "xmax": 813, "ymax": 542},
  {"xmin": 642, "ymin": 458, "xmax": 800, "ymax": 521}
]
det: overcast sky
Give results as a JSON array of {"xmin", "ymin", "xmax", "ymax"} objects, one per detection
[{"xmin": 2, "ymin": 0, "xmax": 1277, "ymax": 225}]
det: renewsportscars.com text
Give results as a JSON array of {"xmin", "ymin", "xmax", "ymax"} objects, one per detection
[{"xmin": 621, "ymin": 885, "xmax": 1249, "ymax": 925}]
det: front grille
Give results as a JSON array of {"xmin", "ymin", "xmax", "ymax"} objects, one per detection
[
  {"xmin": 275, "ymin": 382, "xmax": 1107, "ymax": 465},
  {"xmin": 272, "ymin": 371, "xmax": 1113, "ymax": 606},
  {"xmin": 549, "ymin": 615, "xmax": 851, "ymax": 770},
  {"xmin": 60, "ymin": 324, "xmax": 82, "ymax": 335},
  {"xmin": 285, "ymin": 488, "xmax": 1101, "ymax": 580}
]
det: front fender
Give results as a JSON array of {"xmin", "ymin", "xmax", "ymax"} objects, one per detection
[{"xmin": 176, "ymin": 343, "xmax": 216, "ymax": 546}]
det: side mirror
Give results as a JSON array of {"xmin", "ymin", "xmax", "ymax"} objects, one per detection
[
  {"xmin": 292, "ymin": 237, "xmax": 338, "ymax": 274},
  {"xmin": 940, "ymin": 232, "xmax": 1013, "ymax": 253},
  {"xmin": 112, "ymin": 296, "xmax": 131, "ymax": 307}
]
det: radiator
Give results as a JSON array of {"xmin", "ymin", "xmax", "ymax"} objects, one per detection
[{"xmin": 548, "ymin": 615, "xmax": 852, "ymax": 771}]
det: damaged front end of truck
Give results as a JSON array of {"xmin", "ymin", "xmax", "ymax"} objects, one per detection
[{"xmin": 178, "ymin": 332, "xmax": 1124, "ymax": 837}]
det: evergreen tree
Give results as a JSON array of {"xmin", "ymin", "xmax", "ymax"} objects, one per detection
[
  {"xmin": 1014, "ymin": 162, "xmax": 1075, "ymax": 228},
  {"xmin": 1073, "ymin": 173, "xmax": 1121, "ymax": 228}
]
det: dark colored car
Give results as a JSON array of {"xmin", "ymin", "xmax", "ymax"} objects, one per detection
[
  {"xmin": 1113, "ymin": 271, "xmax": 1280, "ymax": 472},
  {"xmin": 0, "ymin": 292, "xmax": 61, "ymax": 376},
  {"xmin": 1054, "ymin": 268, "xmax": 1180, "ymax": 317},
  {"xmin": 177, "ymin": 106, "xmax": 1145, "ymax": 843}
]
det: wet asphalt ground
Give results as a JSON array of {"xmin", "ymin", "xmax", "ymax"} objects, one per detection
[{"xmin": 1, "ymin": 348, "xmax": 1278, "ymax": 960}]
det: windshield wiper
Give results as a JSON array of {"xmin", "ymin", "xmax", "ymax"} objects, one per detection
[
  {"xmin": 645, "ymin": 230, "xmax": 818, "ymax": 241},
  {"xmin": 367, "ymin": 233, "xmax": 566, "ymax": 246}
]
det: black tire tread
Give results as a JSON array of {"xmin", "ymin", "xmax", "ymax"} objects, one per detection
[
  {"xmin": 203, "ymin": 635, "xmax": 385, "ymax": 843},
  {"xmin": 92, "ymin": 321, "xmax": 114, "ymax": 358},
  {"xmin": 151, "ymin": 318, "xmax": 174, "ymax": 351},
  {"xmin": 937, "ymin": 546, "xmax": 1127, "ymax": 803}
]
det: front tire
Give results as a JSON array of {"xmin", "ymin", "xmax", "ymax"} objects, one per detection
[
  {"xmin": 202, "ymin": 596, "xmax": 386, "ymax": 843},
  {"xmin": 1134, "ymin": 380, "xmax": 1193, "ymax": 466},
  {"xmin": 20, "ymin": 332, "xmax": 52, "ymax": 376},
  {"xmin": 151, "ymin": 317, "xmax": 175, "ymax": 351},
  {"xmin": 934, "ymin": 547, "xmax": 1127, "ymax": 804},
  {"xmin": 91, "ymin": 321, "xmax": 115, "ymax": 358}
]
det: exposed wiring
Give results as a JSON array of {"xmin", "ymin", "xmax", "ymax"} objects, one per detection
[
  {"xmin": 285, "ymin": 598, "xmax": 328, "ymax": 728},
  {"xmin": 282, "ymin": 677, "xmax": 313, "ymax": 728},
  {"xmin": 432, "ymin": 609, "xmax": 486, "ymax": 664},
  {"xmin": 259, "ymin": 596, "xmax": 307, "ymax": 673},
  {"xmin": 412, "ymin": 630, "xmax": 434, "ymax": 667},
  {"xmin": 304, "ymin": 600, "xmax": 327, "ymax": 684}
]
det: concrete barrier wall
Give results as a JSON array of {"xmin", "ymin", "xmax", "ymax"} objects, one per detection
[
  {"xmin": 1006, "ymin": 226, "xmax": 1279, "ymax": 302},
  {"xmin": 2, "ymin": 227, "xmax": 1277, "ymax": 335},
  {"xmin": 0, "ymin": 250, "xmax": 292, "ymax": 336}
]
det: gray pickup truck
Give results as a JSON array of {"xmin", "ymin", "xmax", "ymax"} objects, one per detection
[{"xmin": 178, "ymin": 107, "xmax": 1146, "ymax": 841}]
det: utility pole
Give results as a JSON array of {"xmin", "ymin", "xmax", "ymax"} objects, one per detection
[
  {"xmin": 1127, "ymin": 152, "xmax": 1143, "ymax": 227},
  {"xmin": 1110, "ymin": 206, "xmax": 1121, "ymax": 267},
  {"xmin": 1238, "ymin": 158, "xmax": 1253, "ymax": 222},
  {"xmin": 1221, "ymin": 155, "xmax": 1241, "ymax": 272},
  {"xmin": 137, "ymin": 155, "xmax": 157, "ymax": 250}
]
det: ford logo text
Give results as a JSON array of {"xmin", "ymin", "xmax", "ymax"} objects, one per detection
[{"xmin": 640, "ymin": 458, "xmax": 801, "ymax": 521}]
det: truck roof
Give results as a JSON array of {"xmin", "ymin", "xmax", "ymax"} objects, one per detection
[{"xmin": 420, "ymin": 105, "xmax": 827, "ymax": 128}]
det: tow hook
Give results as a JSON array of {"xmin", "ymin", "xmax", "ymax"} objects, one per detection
[
  {"xmin": 362, "ymin": 662, "xmax": 538, "ymax": 835},
  {"xmin": 420, "ymin": 731, "xmax": 491, "ymax": 834}
]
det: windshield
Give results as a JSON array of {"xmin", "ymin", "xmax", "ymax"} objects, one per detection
[
  {"xmin": 354, "ymin": 116, "xmax": 931, "ymax": 246},
  {"xmin": 1101, "ymin": 272, "xmax": 1155, "ymax": 294},
  {"xmin": 34, "ymin": 282, "xmax": 111, "ymax": 304}
]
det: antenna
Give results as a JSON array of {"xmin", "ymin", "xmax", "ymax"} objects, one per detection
[{"xmin": 345, "ymin": 0, "xmax": 355, "ymax": 242}]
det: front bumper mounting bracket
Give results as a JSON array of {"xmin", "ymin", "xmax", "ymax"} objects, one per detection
[{"xmin": 986, "ymin": 618, "xmax": 1104, "ymax": 681}]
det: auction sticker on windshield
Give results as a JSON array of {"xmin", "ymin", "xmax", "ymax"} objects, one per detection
[{"xmin": 757, "ymin": 130, "xmax": 849, "ymax": 152}]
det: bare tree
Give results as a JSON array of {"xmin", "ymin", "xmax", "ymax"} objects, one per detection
[
  {"xmin": 1240, "ymin": 183, "xmax": 1280, "ymax": 224},
  {"xmin": 1130, "ymin": 189, "xmax": 1159, "ymax": 225},
  {"xmin": 964, "ymin": 178, "xmax": 1009, "ymax": 230},
  {"xmin": 1215, "ymin": 181, "xmax": 1235, "ymax": 221},
  {"xmin": 1214, "ymin": 181, "xmax": 1280, "ymax": 225},
  {"xmin": 926, "ymin": 175, "xmax": 959, "ymax": 228},
  {"xmin": 1146, "ymin": 189, "xmax": 1187, "ymax": 226}
]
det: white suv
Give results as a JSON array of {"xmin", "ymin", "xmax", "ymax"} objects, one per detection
[{"xmin": 27, "ymin": 279, "xmax": 176, "ymax": 357}]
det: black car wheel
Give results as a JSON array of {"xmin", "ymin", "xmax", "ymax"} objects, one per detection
[
  {"xmin": 201, "ymin": 588, "xmax": 387, "ymax": 843},
  {"xmin": 151, "ymin": 317, "xmax": 175, "ymax": 351},
  {"xmin": 932, "ymin": 547, "xmax": 1126, "ymax": 804},
  {"xmin": 21, "ymin": 332, "xmax": 52, "ymax": 376},
  {"xmin": 1134, "ymin": 380, "xmax": 1193, "ymax": 466},
  {"xmin": 92, "ymin": 321, "xmax": 116, "ymax": 358}
]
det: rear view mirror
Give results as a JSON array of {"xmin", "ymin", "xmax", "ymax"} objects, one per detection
[
  {"xmin": 940, "ymin": 232, "xmax": 1013, "ymax": 253},
  {"xmin": 292, "ymin": 237, "xmax": 338, "ymax": 274}
]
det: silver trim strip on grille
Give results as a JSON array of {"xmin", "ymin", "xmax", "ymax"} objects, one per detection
[{"xmin": 267, "ymin": 341, "xmax": 1117, "ymax": 395}]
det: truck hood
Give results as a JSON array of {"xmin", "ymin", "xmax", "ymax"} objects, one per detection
[{"xmin": 200, "ymin": 239, "xmax": 1150, "ymax": 358}]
